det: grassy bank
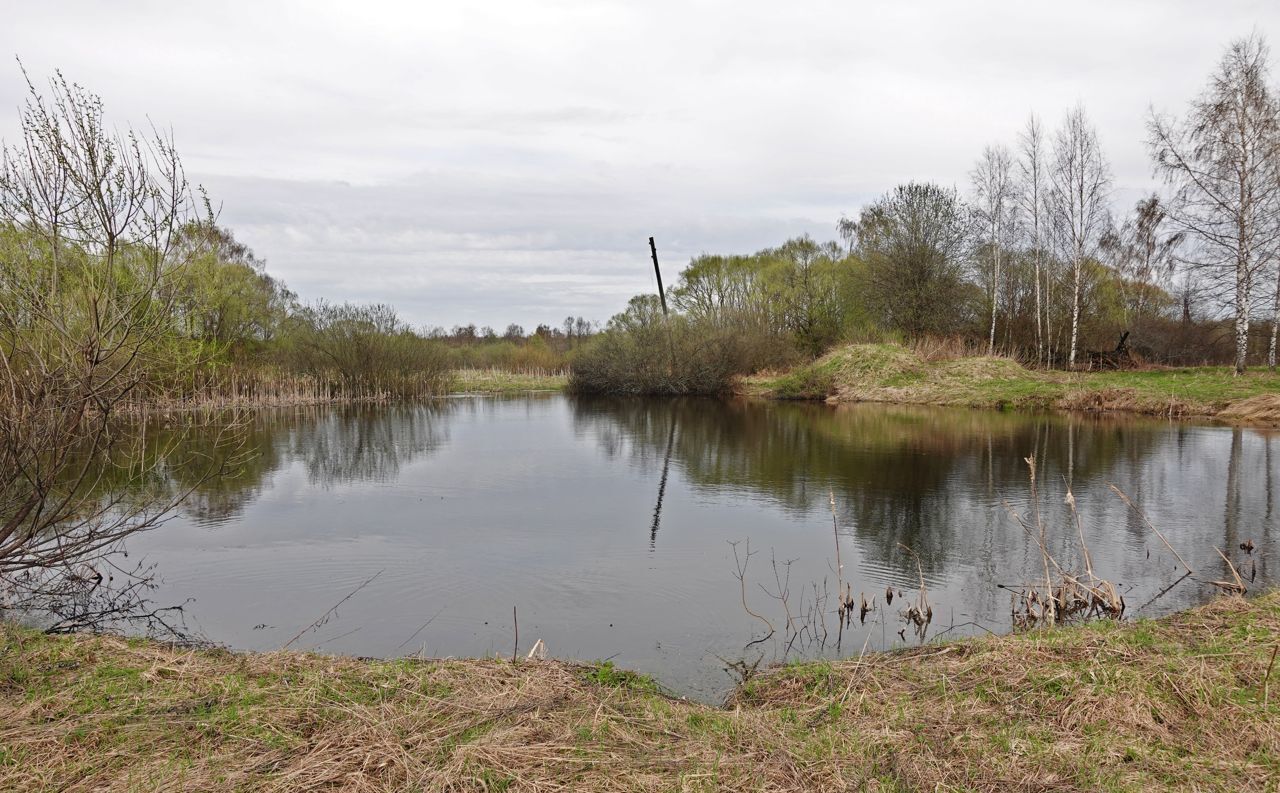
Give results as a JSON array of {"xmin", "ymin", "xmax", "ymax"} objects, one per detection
[
  {"xmin": 748, "ymin": 343, "xmax": 1280, "ymax": 423},
  {"xmin": 2, "ymin": 593, "xmax": 1277, "ymax": 791},
  {"xmin": 451, "ymin": 368, "xmax": 569, "ymax": 394}
]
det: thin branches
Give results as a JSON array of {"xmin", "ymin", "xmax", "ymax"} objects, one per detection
[
  {"xmin": 729, "ymin": 540, "xmax": 774, "ymax": 642},
  {"xmin": 1147, "ymin": 33, "xmax": 1280, "ymax": 374},
  {"xmin": 1048, "ymin": 105, "xmax": 1112, "ymax": 369}
]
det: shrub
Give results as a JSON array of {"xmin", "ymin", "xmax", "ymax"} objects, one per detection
[
  {"xmin": 276, "ymin": 302, "xmax": 452, "ymax": 398},
  {"xmin": 568, "ymin": 297, "xmax": 741, "ymax": 395}
]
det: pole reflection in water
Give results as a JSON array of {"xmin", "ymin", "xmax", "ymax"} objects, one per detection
[{"xmin": 78, "ymin": 395, "xmax": 1278, "ymax": 701}]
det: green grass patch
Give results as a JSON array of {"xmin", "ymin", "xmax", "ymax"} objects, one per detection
[
  {"xmin": 2, "ymin": 594, "xmax": 1278, "ymax": 791},
  {"xmin": 751, "ymin": 343, "xmax": 1280, "ymax": 423},
  {"xmin": 580, "ymin": 660, "xmax": 660, "ymax": 693}
]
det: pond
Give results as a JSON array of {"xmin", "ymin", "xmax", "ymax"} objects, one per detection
[{"xmin": 115, "ymin": 395, "xmax": 1275, "ymax": 701}]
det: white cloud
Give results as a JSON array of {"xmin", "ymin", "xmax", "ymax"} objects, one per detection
[{"xmin": 2, "ymin": 0, "xmax": 1277, "ymax": 327}]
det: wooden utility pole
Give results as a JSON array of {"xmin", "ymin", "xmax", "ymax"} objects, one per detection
[
  {"xmin": 648, "ymin": 236, "xmax": 678, "ymax": 376},
  {"xmin": 649, "ymin": 236, "xmax": 668, "ymax": 316}
]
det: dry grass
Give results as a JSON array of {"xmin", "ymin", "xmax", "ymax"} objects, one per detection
[
  {"xmin": 752, "ymin": 343, "xmax": 1280, "ymax": 425},
  {"xmin": 451, "ymin": 368, "xmax": 569, "ymax": 394},
  {"xmin": 2, "ymin": 592, "xmax": 1278, "ymax": 791},
  {"xmin": 908, "ymin": 335, "xmax": 1020, "ymax": 364},
  {"xmin": 735, "ymin": 592, "xmax": 1280, "ymax": 791},
  {"xmin": 1218, "ymin": 394, "xmax": 1280, "ymax": 425}
]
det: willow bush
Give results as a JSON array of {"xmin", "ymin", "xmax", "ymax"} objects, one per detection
[
  {"xmin": 276, "ymin": 302, "xmax": 453, "ymax": 399},
  {"xmin": 568, "ymin": 296, "xmax": 744, "ymax": 395}
]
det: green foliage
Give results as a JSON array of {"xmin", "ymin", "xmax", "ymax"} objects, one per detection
[
  {"xmin": 275, "ymin": 302, "xmax": 452, "ymax": 398},
  {"xmin": 853, "ymin": 182, "xmax": 978, "ymax": 338},
  {"xmin": 168, "ymin": 223, "xmax": 295, "ymax": 362},
  {"xmin": 670, "ymin": 235, "xmax": 855, "ymax": 365},
  {"xmin": 569, "ymin": 296, "xmax": 744, "ymax": 395},
  {"xmin": 580, "ymin": 660, "xmax": 659, "ymax": 692}
]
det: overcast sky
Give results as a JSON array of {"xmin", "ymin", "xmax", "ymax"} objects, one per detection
[{"xmin": 4, "ymin": 1, "xmax": 1279, "ymax": 330}]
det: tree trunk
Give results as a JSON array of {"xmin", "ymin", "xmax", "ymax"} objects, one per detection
[
  {"xmin": 1033, "ymin": 247, "xmax": 1043, "ymax": 366},
  {"xmin": 1269, "ymin": 263, "xmax": 1280, "ymax": 370},
  {"xmin": 1235, "ymin": 255, "xmax": 1251, "ymax": 375},
  {"xmin": 1044, "ymin": 271, "xmax": 1053, "ymax": 367},
  {"xmin": 1068, "ymin": 254, "xmax": 1082, "ymax": 368},
  {"xmin": 988, "ymin": 242, "xmax": 999, "ymax": 356}
]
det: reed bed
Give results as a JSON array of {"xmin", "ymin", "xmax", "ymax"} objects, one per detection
[
  {"xmin": 452, "ymin": 367, "xmax": 570, "ymax": 394},
  {"xmin": 2, "ymin": 591, "xmax": 1278, "ymax": 792},
  {"xmin": 124, "ymin": 368, "xmax": 458, "ymax": 413}
]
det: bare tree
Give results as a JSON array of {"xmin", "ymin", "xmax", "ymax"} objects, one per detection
[
  {"xmin": 972, "ymin": 144, "xmax": 1017, "ymax": 355},
  {"xmin": 1101, "ymin": 195, "xmax": 1183, "ymax": 327},
  {"xmin": 1049, "ymin": 105, "xmax": 1112, "ymax": 368},
  {"xmin": 0, "ymin": 68, "xmax": 228, "ymax": 631},
  {"xmin": 1017, "ymin": 115, "xmax": 1049, "ymax": 365},
  {"xmin": 1149, "ymin": 34, "xmax": 1280, "ymax": 374}
]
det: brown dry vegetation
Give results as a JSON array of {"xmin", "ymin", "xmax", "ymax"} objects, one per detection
[
  {"xmin": 2, "ymin": 592, "xmax": 1278, "ymax": 792},
  {"xmin": 752, "ymin": 343, "xmax": 1280, "ymax": 425},
  {"xmin": 452, "ymin": 368, "xmax": 569, "ymax": 394}
]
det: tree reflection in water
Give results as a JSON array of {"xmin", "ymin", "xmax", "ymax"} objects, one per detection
[{"xmin": 26, "ymin": 396, "xmax": 1278, "ymax": 700}]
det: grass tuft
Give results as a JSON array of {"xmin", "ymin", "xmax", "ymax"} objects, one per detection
[
  {"xmin": 749, "ymin": 342, "xmax": 1280, "ymax": 423},
  {"xmin": 2, "ymin": 593, "xmax": 1278, "ymax": 790}
]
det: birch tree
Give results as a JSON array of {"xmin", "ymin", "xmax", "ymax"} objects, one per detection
[
  {"xmin": 1017, "ymin": 116, "xmax": 1049, "ymax": 365},
  {"xmin": 971, "ymin": 144, "xmax": 1017, "ymax": 355},
  {"xmin": 1148, "ymin": 34, "xmax": 1280, "ymax": 374},
  {"xmin": 1271, "ymin": 251, "xmax": 1280, "ymax": 370},
  {"xmin": 1049, "ymin": 105, "xmax": 1112, "ymax": 368},
  {"xmin": 1101, "ymin": 195, "xmax": 1182, "ymax": 326}
]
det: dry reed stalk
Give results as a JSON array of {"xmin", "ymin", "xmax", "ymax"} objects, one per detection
[
  {"xmin": 1211, "ymin": 547, "xmax": 1247, "ymax": 595},
  {"xmin": 896, "ymin": 543, "xmax": 932, "ymax": 633},
  {"xmin": 829, "ymin": 489, "xmax": 842, "ymax": 600},
  {"xmin": 282, "ymin": 570, "xmax": 383, "ymax": 650},
  {"xmin": 1026, "ymin": 455, "xmax": 1055, "ymax": 625},
  {"xmin": 5, "ymin": 593, "xmax": 1280, "ymax": 792},
  {"xmin": 1108, "ymin": 483, "xmax": 1195, "ymax": 575},
  {"xmin": 1065, "ymin": 488, "xmax": 1094, "ymax": 577},
  {"xmin": 1266, "ymin": 644, "xmax": 1279, "ymax": 706}
]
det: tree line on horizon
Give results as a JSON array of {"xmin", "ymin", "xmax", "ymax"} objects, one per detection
[
  {"xmin": 6, "ymin": 31, "xmax": 1280, "ymax": 410},
  {"xmin": 576, "ymin": 32, "xmax": 1280, "ymax": 392}
]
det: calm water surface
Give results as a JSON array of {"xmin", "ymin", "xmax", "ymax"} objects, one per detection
[{"xmin": 122, "ymin": 395, "xmax": 1277, "ymax": 701}]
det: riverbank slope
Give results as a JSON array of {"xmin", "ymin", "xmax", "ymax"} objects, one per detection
[
  {"xmin": 2, "ymin": 593, "xmax": 1277, "ymax": 791},
  {"xmin": 746, "ymin": 343, "xmax": 1280, "ymax": 423}
]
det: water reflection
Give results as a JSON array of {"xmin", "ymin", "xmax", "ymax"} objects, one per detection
[
  {"xmin": 87, "ymin": 395, "xmax": 1279, "ymax": 700},
  {"xmin": 573, "ymin": 399, "xmax": 1175, "ymax": 574},
  {"xmin": 572, "ymin": 397, "xmax": 1277, "ymax": 635},
  {"xmin": 135, "ymin": 403, "xmax": 455, "ymax": 526}
]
